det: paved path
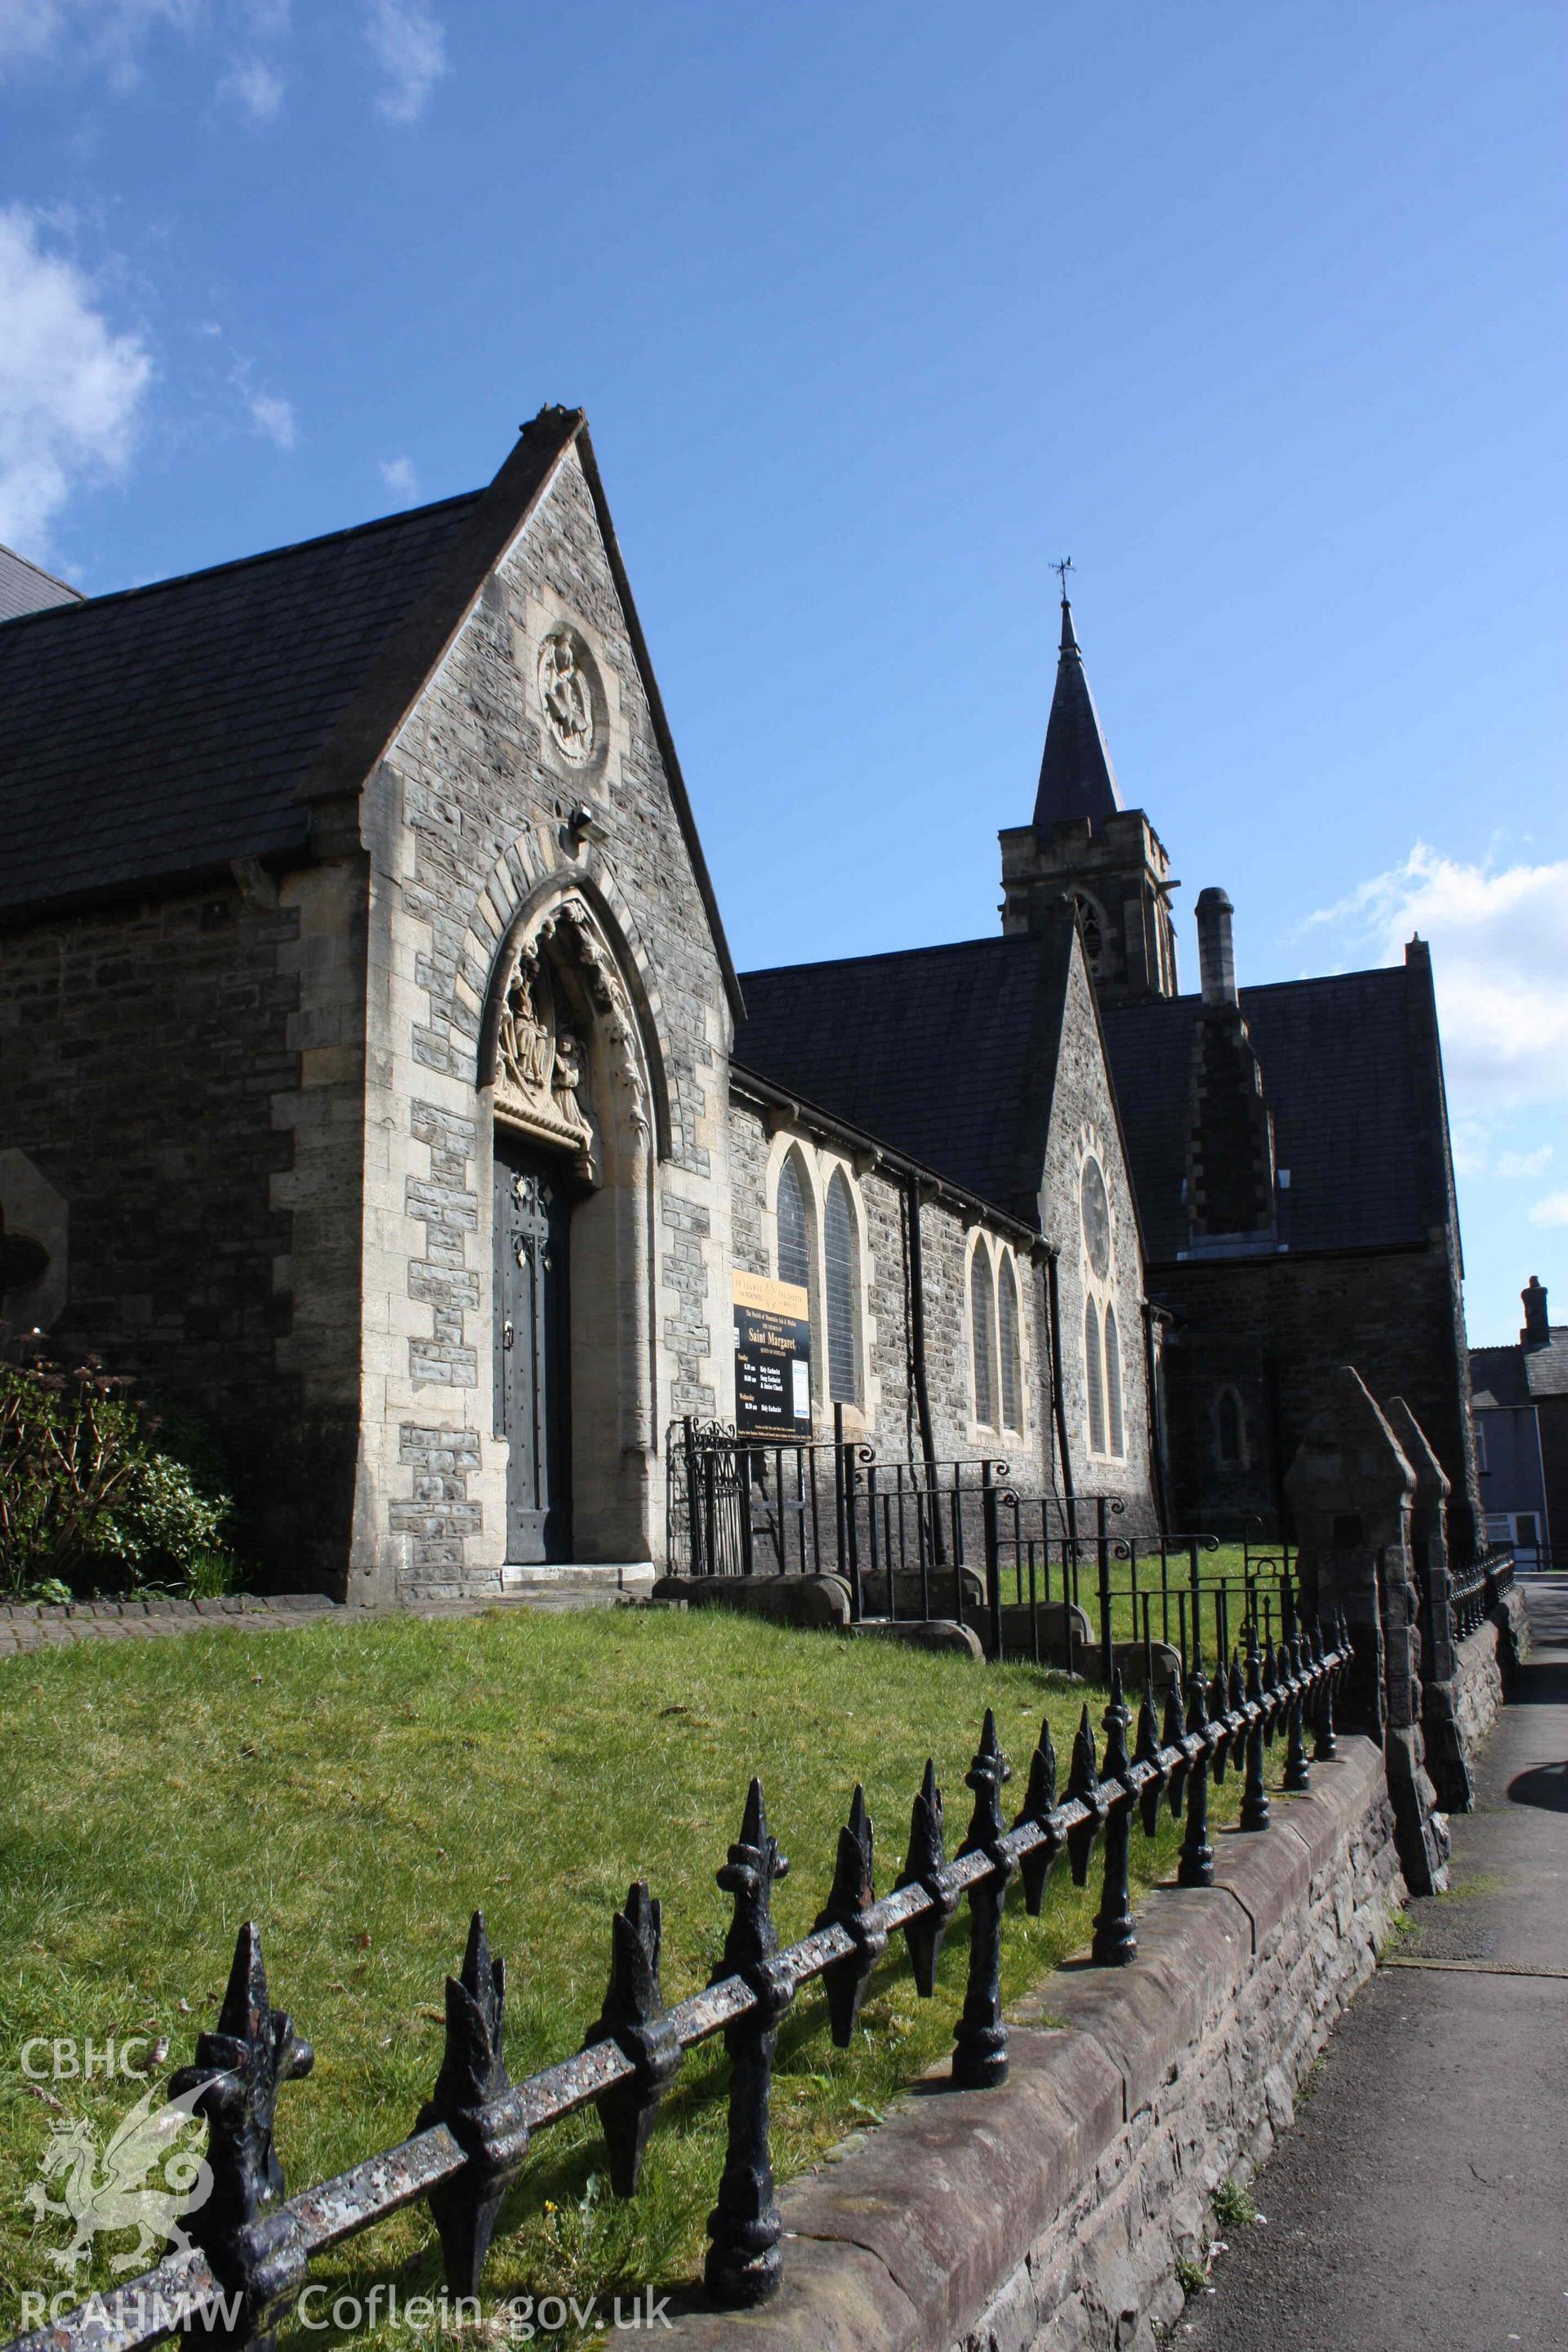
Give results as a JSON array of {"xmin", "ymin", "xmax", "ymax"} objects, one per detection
[
  {"xmin": 1183, "ymin": 1579, "xmax": 1568, "ymax": 2352},
  {"xmin": 0, "ymin": 1579, "xmax": 641, "ymax": 1659}
]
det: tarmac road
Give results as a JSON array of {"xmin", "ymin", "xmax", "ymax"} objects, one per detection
[{"xmin": 1180, "ymin": 1579, "xmax": 1568, "ymax": 2352}]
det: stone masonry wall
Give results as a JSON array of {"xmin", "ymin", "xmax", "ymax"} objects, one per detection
[
  {"xmin": 1454, "ymin": 1588, "xmax": 1530, "ymax": 1756},
  {"xmin": 666, "ymin": 1737, "xmax": 1403, "ymax": 2352},
  {"xmin": 727, "ymin": 1098, "xmax": 1054, "ymax": 1486},
  {"xmin": 0, "ymin": 877, "xmax": 362, "ymax": 1589},
  {"xmin": 353, "ymin": 443, "xmax": 733, "ymax": 1597},
  {"xmin": 1042, "ymin": 944, "xmax": 1156, "ymax": 1522},
  {"xmin": 1155, "ymin": 1245, "xmax": 1477, "ymax": 1551}
]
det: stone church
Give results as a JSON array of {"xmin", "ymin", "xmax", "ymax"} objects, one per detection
[{"xmin": 0, "ymin": 408, "xmax": 1481, "ymax": 1599}]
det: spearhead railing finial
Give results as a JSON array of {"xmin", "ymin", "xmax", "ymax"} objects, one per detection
[
  {"xmin": 168, "ymin": 1922, "xmax": 314, "ymax": 2351},
  {"xmin": 587, "ymin": 1882, "xmax": 682, "ymax": 2197},
  {"xmin": 813, "ymin": 1784, "xmax": 889, "ymax": 2045},
  {"xmin": 416, "ymin": 1913, "xmax": 530, "ymax": 2299},
  {"xmin": 1014, "ymin": 1714, "xmax": 1062, "ymax": 1913},
  {"xmin": 705, "ymin": 1781, "xmax": 795, "ymax": 2310},
  {"xmin": 897, "ymin": 1758, "xmax": 958, "ymax": 1996}
]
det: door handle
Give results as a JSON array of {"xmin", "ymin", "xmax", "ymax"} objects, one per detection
[{"xmin": 503, "ymin": 1319, "xmax": 514, "ymax": 1352}]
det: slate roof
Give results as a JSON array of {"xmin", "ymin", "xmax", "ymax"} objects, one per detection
[
  {"xmin": 1031, "ymin": 597, "xmax": 1123, "ymax": 832},
  {"xmin": 0, "ymin": 544, "xmax": 82, "ymax": 621},
  {"xmin": 1472, "ymin": 1329, "xmax": 1568, "ymax": 1409},
  {"xmin": 0, "ymin": 407, "xmax": 743, "ymax": 1014},
  {"xmin": 0, "ymin": 493, "xmax": 479, "ymax": 914},
  {"xmin": 1102, "ymin": 966, "xmax": 1432, "ymax": 1259},
  {"xmin": 735, "ymin": 916, "xmax": 1077, "ymax": 1223}
]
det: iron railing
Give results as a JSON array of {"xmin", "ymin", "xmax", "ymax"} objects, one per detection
[
  {"xmin": 667, "ymin": 1417, "xmax": 1296, "ymax": 1683},
  {"xmin": 1449, "ymin": 1547, "xmax": 1517, "ymax": 1642},
  {"xmin": 3, "ymin": 1619, "xmax": 1352, "ymax": 2352}
]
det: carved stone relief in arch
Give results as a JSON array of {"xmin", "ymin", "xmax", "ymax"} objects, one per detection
[
  {"xmin": 487, "ymin": 895, "xmax": 653, "ymax": 1183},
  {"xmin": 461, "ymin": 848, "xmax": 673, "ymax": 1168}
]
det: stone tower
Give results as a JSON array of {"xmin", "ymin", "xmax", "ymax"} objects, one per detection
[{"xmin": 999, "ymin": 595, "xmax": 1179, "ymax": 1004}]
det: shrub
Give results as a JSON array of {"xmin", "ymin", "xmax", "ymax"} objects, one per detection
[{"xmin": 0, "ymin": 1357, "xmax": 239, "ymax": 1600}]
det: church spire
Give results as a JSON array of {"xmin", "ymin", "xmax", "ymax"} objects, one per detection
[
  {"xmin": 1000, "ymin": 572, "xmax": 1178, "ymax": 1002},
  {"xmin": 1031, "ymin": 590, "xmax": 1123, "ymax": 835}
]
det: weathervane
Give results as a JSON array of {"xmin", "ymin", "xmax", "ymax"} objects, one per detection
[{"xmin": 1053, "ymin": 556, "xmax": 1074, "ymax": 600}]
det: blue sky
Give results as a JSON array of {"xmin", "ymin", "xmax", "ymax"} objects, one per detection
[{"xmin": 2, "ymin": 0, "xmax": 1561, "ymax": 1345}]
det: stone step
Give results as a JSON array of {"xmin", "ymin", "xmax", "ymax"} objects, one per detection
[{"xmin": 400, "ymin": 1564, "xmax": 656, "ymax": 1613}]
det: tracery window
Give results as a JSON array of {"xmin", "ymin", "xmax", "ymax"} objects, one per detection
[
  {"xmin": 1085, "ymin": 1298, "xmax": 1106, "ymax": 1455},
  {"xmin": 971, "ymin": 1248, "xmax": 997, "ymax": 1428},
  {"xmin": 824, "ymin": 1169, "xmax": 859, "ymax": 1405},
  {"xmin": 999, "ymin": 1255, "xmax": 1022, "ymax": 1431},
  {"xmin": 776, "ymin": 1152, "xmax": 810, "ymax": 1293},
  {"xmin": 1104, "ymin": 1304, "xmax": 1125, "ymax": 1457}
]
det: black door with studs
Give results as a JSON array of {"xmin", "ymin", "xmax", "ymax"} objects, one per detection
[{"xmin": 494, "ymin": 1130, "xmax": 573, "ymax": 1563}]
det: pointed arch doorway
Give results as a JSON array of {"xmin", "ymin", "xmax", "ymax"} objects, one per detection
[
  {"xmin": 483, "ymin": 886, "xmax": 661, "ymax": 1572},
  {"xmin": 494, "ymin": 1131, "xmax": 576, "ymax": 1562}
]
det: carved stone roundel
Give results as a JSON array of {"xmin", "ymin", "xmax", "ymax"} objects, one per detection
[{"xmin": 538, "ymin": 631, "xmax": 595, "ymax": 765}]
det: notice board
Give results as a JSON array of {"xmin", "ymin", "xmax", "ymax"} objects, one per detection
[{"xmin": 733, "ymin": 1269, "xmax": 811, "ymax": 1439}]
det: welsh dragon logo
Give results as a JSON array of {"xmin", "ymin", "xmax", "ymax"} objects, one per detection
[{"xmin": 25, "ymin": 2082, "xmax": 212, "ymax": 2274}]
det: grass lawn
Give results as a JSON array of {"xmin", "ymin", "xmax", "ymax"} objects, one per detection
[{"xmin": 0, "ymin": 1606, "xmax": 1258, "ymax": 2345}]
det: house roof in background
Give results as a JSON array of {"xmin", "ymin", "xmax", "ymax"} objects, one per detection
[
  {"xmin": 1472, "ymin": 1328, "xmax": 1568, "ymax": 1406},
  {"xmin": 736, "ymin": 916, "xmax": 1077, "ymax": 1224},
  {"xmin": 1102, "ymin": 965, "xmax": 1432, "ymax": 1258},
  {"xmin": 0, "ymin": 543, "xmax": 83, "ymax": 622}
]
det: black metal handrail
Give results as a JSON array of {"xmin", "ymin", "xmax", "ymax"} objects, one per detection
[
  {"xmin": 5, "ymin": 1619, "xmax": 1352, "ymax": 2351},
  {"xmin": 1450, "ymin": 1547, "xmax": 1517, "ymax": 1642}
]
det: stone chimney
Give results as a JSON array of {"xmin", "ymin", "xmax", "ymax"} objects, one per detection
[
  {"xmin": 1195, "ymin": 886, "xmax": 1237, "ymax": 1008},
  {"xmin": 1183, "ymin": 884, "xmax": 1276, "ymax": 1248},
  {"xmin": 1521, "ymin": 1276, "xmax": 1549, "ymax": 1348}
]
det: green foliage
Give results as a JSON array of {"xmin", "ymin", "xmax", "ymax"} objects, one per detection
[
  {"xmin": 1175, "ymin": 2253, "xmax": 1209, "ymax": 2297},
  {"xmin": 1213, "ymin": 2174, "xmax": 1257, "ymax": 2228},
  {"xmin": 0, "ymin": 1358, "xmax": 238, "ymax": 1598}
]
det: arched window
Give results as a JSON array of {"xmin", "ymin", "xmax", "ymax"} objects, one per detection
[
  {"xmin": 776, "ymin": 1153, "xmax": 809, "ymax": 1293},
  {"xmin": 824, "ymin": 1169, "xmax": 859, "ymax": 1405},
  {"xmin": 970, "ymin": 1249, "xmax": 996, "ymax": 1427},
  {"xmin": 1085, "ymin": 1298, "xmax": 1106, "ymax": 1454},
  {"xmin": 1216, "ymin": 1387, "xmax": 1244, "ymax": 1465},
  {"xmin": 1074, "ymin": 893, "xmax": 1106, "ymax": 976},
  {"xmin": 1104, "ymin": 1304, "xmax": 1125, "ymax": 1456},
  {"xmin": 999, "ymin": 1257, "xmax": 1022, "ymax": 1430}
]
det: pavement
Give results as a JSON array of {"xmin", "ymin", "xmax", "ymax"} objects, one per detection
[{"xmin": 1182, "ymin": 1579, "xmax": 1568, "ymax": 2352}]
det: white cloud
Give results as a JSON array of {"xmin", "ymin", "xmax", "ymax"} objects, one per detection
[
  {"xmin": 1496, "ymin": 1145, "xmax": 1554, "ymax": 1180},
  {"xmin": 380, "ymin": 454, "xmax": 418, "ymax": 501},
  {"xmin": 248, "ymin": 390, "xmax": 296, "ymax": 449},
  {"xmin": 1529, "ymin": 1192, "xmax": 1568, "ymax": 1230},
  {"xmin": 221, "ymin": 54, "xmax": 283, "ymax": 118},
  {"xmin": 1305, "ymin": 844, "xmax": 1568, "ymax": 1111},
  {"xmin": 364, "ymin": 0, "xmax": 445, "ymax": 123},
  {"xmin": 0, "ymin": 205, "xmax": 151, "ymax": 550},
  {"xmin": 0, "ymin": 1, "xmax": 196, "ymax": 84}
]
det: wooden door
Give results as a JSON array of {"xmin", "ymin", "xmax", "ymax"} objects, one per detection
[{"xmin": 494, "ymin": 1132, "xmax": 573, "ymax": 1563}]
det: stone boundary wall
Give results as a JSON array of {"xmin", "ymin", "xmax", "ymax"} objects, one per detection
[
  {"xmin": 666, "ymin": 1736, "xmax": 1402, "ymax": 2352},
  {"xmin": 1453, "ymin": 1587, "xmax": 1530, "ymax": 1757}
]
